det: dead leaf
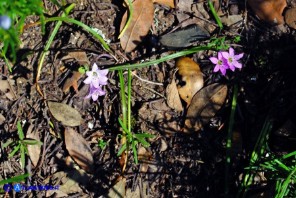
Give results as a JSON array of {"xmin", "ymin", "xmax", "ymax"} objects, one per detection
[
  {"xmin": 248, "ymin": 0, "xmax": 287, "ymax": 24},
  {"xmin": 166, "ymin": 77, "xmax": 183, "ymax": 112},
  {"xmin": 120, "ymin": 0, "xmax": 155, "ymax": 52},
  {"xmin": 0, "ymin": 79, "xmax": 16, "ymax": 100},
  {"xmin": 285, "ymin": 7, "xmax": 296, "ymax": 29},
  {"xmin": 126, "ymin": 179, "xmax": 148, "ymax": 198},
  {"xmin": 44, "ymin": 169, "xmax": 90, "ymax": 197},
  {"xmin": 62, "ymin": 71, "xmax": 83, "ymax": 93},
  {"xmin": 138, "ymin": 146, "xmax": 152, "ymax": 173},
  {"xmin": 159, "ymin": 24, "xmax": 210, "ymax": 49},
  {"xmin": 48, "ymin": 101, "xmax": 83, "ymax": 127},
  {"xmin": 0, "ymin": 113, "xmax": 5, "ymax": 125},
  {"xmin": 61, "ymin": 51, "xmax": 90, "ymax": 65},
  {"xmin": 107, "ymin": 177, "xmax": 126, "ymax": 198},
  {"xmin": 176, "ymin": 57, "xmax": 204, "ymax": 106},
  {"xmin": 184, "ymin": 84, "xmax": 227, "ymax": 133},
  {"xmin": 26, "ymin": 124, "xmax": 41, "ymax": 167},
  {"xmin": 64, "ymin": 127, "xmax": 94, "ymax": 173},
  {"xmin": 153, "ymin": 0, "xmax": 174, "ymax": 8}
]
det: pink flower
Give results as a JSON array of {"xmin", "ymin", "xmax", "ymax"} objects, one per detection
[
  {"xmin": 210, "ymin": 52, "xmax": 228, "ymax": 76},
  {"xmin": 84, "ymin": 63, "xmax": 108, "ymax": 101},
  {"xmin": 221, "ymin": 47, "xmax": 244, "ymax": 71},
  {"xmin": 85, "ymin": 85, "xmax": 106, "ymax": 101},
  {"xmin": 83, "ymin": 63, "xmax": 108, "ymax": 88}
]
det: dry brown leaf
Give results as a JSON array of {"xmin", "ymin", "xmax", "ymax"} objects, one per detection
[
  {"xmin": 166, "ymin": 77, "xmax": 183, "ymax": 112},
  {"xmin": 120, "ymin": 0, "xmax": 154, "ymax": 52},
  {"xmin": 0, "ymin": 79, "xmax": 16, "ymax": 100},
  {"xmin": 62, "ymin": 71, "xmax": 83, "ymax": 93},
  {"xmin": 61, "ymin": 51, "xmax": 90, "ymax": 65},
  {"xmin": 248, "ymin": 0, "xmax": 287, "ymax": 24},
  {"xmin": 184, "ymin": 83, "xmax": 227, "ymax": 133},
  {"xmin": 153, "ymin": 0, "xmax": 174, "ymax": 8},
  {"xmin": 26, "ymin": 124, "xmax": 41, "ymax": 167},
  {"xmin": 107, "ymin": 177, "xmax": 126, "ymax": 198},
  {"xmin": 48, "ymin": 101, "xmax": 82, "ymax": 127},
  {"xmin": 64, "ymin": 127, "xmax": 94, "ymax": 173},
  {"xmin": 138, "ymin": 146, "xmax": 152, "ymax": 173},
  {"xmin": 176, "ymin": 57, "xmax": 203, "ymax": 106},
  {"xmin": 285, "ymin": 7, "xmax": 296, "ymax": 29}
]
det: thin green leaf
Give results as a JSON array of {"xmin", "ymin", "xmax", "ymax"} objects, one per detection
[
  {"xmin": 117, "ymin": 143, "xmax": 127, "ymax": 156},
  {"xmin": 22, "ymin": 139, "xmax": 43, "ymax": 145},
  {"xmin": 17, "ymin": 121, "xmax": 24, "ymax": 140},
  {"xmin": 132, "ymin": 140, "xmax": 138, "ymax": 164},
  {"xmin": 3, "ymin": 140, "xmax": 14, "ymax": 148},
  {"xmin": 0, "ymin": 173, "xmax": 30, "ymax": 185},
  {"xmin": 8, "ymin": 144, "xmax": 20, "ymax": 158},
  {"xmin": 20, "ymin": 144, "xmax": 25, "ymax": 169}
]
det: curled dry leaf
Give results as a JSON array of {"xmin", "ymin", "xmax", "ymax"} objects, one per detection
[
  {"xmin": 62, "ymin": 71, "xmax": 83, "ymax": 93},
  {"xmin": 153, "ymin": 0, "xmax": 175, "ymax": 8},
  {"xmin": 176, "ymin": 57, "xmax": 204, "ymax": 106},
  {"xmin": 247, "ymin": 0, "xmax": 287, "ymax": 24},
  {"xmin": 166, "ymin": 77, "xmax": 183, "ymax": 112},
  {"xmin": 120, "ymin": 0, "xmax": 154, "ymax": 52},
  {"xmin": 48, "ymin": 101, "xmax": 83, "ymax": 127},
  {"xmin": 64, "ymin": 127, "xmax": 94, "ymax": 173},
  {"xmin": 184, "ymin": 83, "xmax": 227, "ymax": 133},
  {"xmin": 285, "ymin": 8, "xmax": 296, "ymax": 29},
  {"xmin": 26, "ymin": 124, "xmax": 41, "ymax": 167}
]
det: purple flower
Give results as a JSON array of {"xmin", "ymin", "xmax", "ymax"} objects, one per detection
[
  {"xmin": 85, "ymin": 85, "xmax": 106, "ymax": 101},
  {"xmin": 84, "ymin": 63, "xmax": 108, "ymax": 101},
  {"xmin": 210, "ymin": 52, "xmax": 228, "ymax": 76},
  {"xmin": 83, "ymin": 63, "xmax": 108, "ymax": 88},
  {"xmin": 221, "ymin": 47, "xmax": 244, "ymax": 71},
  {"xmin": 0, "ymin": 15, "xmax": 11, "ymax": 30}
]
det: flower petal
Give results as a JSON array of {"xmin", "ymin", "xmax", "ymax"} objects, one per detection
[
  {"xmin": 221, "ymin": 52, "xmax": 229, "ymax": 59},
  {"xmin": 99, "ymin": 69, "xmax": 109, "ymax": 76},
  {"xmin": 92, "ymin": 63, "xmax": 98, "ymax": 71},
  {"xmin": 234, "ymin": 53, "xmax": 244, "ymax": 60},
  {"xmin": 229, "ymin": 48, "xmax": 234, "ymax": 56},
  {"xmin": 220, "ymin": 67, "xmax": 227, "ymax": 75},
  {"xmin": 83, "ymin": 77, "xmax": 92, "ymax": 84},
  {"xmin": 228, "ymin": 64, "xmax": 235, "ymax": 71},
  {"xmin": 233, "ymin": 61, "xmax": 242, "ymax": 68},
  {"xmin": 213, "ymin": 65, "xmax": 220, "ymax": 72},
  {"xmin": 210, "ymin": 57, "xmax": 218, "ymax": 64}
]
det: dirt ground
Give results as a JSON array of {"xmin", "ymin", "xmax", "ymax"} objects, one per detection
[{"xmin": 1, "ymin": 0, "xmax": 296, "ymax": 197}]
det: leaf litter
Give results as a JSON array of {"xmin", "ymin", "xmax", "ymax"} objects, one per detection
[{"xmin": 2, "ymin": 0, "xmax": 296, "ymax": 197}]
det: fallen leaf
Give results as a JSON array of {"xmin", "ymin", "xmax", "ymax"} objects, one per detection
[
  {"xmin": 247, "ymin": 0, "xmax": 287, "ymax": 24},
  {"xmin": 184, "ymin": 83, "xmax": 227, "ymax": 133},
  {"xmin": 64, "ymin": 127, "xmax": 94, "ymax": 173},
  {"xmin": 48, "ymin": 101, "xmax": 83, "ymax": 127},
  {"xmin": 138, "ymin": 146, "xmax": 152, "ymax": 173},
  {"xmin": 107, "ymin": 177, "xmax": 126, "ymax": 198},
  {"xmin": 126, "ymin": 179, "xmax": 148, "ymax": 198},
  {"xmin": 166, "ymin": 77, "xmax": 183, "ymax": 112},
  {"xmin": 0, "ymin": 79, "xmax": 16, "ymax": 100},
  {"xmin": 285, "ymin": 7, "xmax": 296, "ymax": 29},
  {"xmin": 153, "ymin": 0, "xmax": 174, "ymax": 8},
  {"xmin": 62, "ymin": 71, "xmax": 83, "ymax": 93},
  {"xmin": 120, "ymin": 0, "xmax": 154, "ymax": 52},
  {"xmin": 26, "ymin": 124, "xmax": 41, "ymax": 167},
  {"xmin": 159, "ymin": 24, "xmax": 210, "ymax": 49},
  {"xmin": 0, "ymin": 113, "xmax": 5, "ymax": 125},
  {"xmin": 44, "ymin": 169, "xmax": 90, "ymax": 197},
  {"xmin": 176, "ymin": 57, "xmax": 204, "ymax": 106},
  {"xmin": 61, "ymin": 51, "xmax": 90, "ymax": 65}
]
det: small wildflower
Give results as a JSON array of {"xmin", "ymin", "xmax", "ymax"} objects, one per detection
[
  {"xmin": 85, "ymin": 84, "xmax": 106, "ymax": 101},
  {"xmin": 83, "ymin": 63, "xmax": 108, "ymax": 88},
  {"xmin": 0, "ymin": 15, "xmax": 11, "ymax": 30},
  {"xmin": 221, "ymin": 47, "xmax": 244, "ymax": 71},
  {"xmin": 84, "ymin": 63, "xmax": 108, "ymax": 101},
  {"xmin": 210, "ymin": 52, "xmax": 228, "ymax": 76}
]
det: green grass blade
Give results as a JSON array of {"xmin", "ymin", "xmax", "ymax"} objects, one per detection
[
  {"xmin": 8, "ymin": 144, "xmax": 20, "ymax": 158},
  {"xmin": 118, "ymin": 0, "xmax": 133, "ymax": 39},
  {"xmin": 208, "ymin": 0, "xmax": 223, "ymax": 29},
  {"xmin": 108, "ymin": 46, "xmax": 212, "ymax": 71},
  {"xmin": 0, "ymin": 173, "xmax": 30, "ymax": 185},
  {"xmin": 17, "ymin": 121, "xmax": 24, "ymax": 140}
]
